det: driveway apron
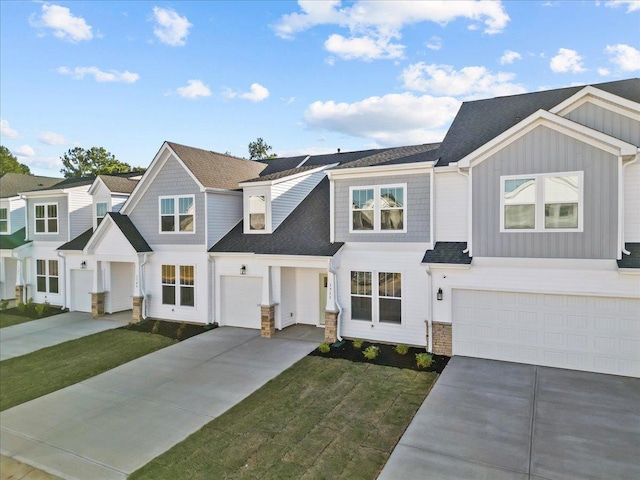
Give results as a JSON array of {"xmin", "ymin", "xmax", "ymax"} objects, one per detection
[
  {"xmin": 0, "ymin": 327, "xmax": 316, "ymax": 480},
  {"xmin": 379, "ymin": 356, "xmax": 640, "ymax": 480}
]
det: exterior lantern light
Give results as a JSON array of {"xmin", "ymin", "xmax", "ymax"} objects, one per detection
[
  {"xmin": 240, "ymin": 265, "xmax": 247, "ymax": 275},
  {"xmin": 437, "ymin": 288, "xmax": 443, "ymax": 301},
  {"xmin": 81, "ymin": 261, "xmax": 87, "ymax": 269}
]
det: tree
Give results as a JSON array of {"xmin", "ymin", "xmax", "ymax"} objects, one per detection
[
  {"xmin": 248, "ymin": 137, "xmax": 277, "ymax": 160},
  {"xmin": 60, "ymin": 147, "xmax": 132, "ymax": 178},
  {"xmin": 0, "ymin": 145, "xmax": 31, "ymax": 175}
]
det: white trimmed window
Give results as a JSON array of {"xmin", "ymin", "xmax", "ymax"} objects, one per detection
[
  {"xmin": 35, "ymin": 203, "xmax": 58, "ymax": 233},
  {"xmin": 162, "ymin": 264, "xmax": 195, "ymax": 307},
  {"xmin": 159, "ymin": 195, "xmax": 195, "ymax": 233},
  {"xmin": 36, "ymin": 259, "xmax": 59, "ymax": 294},
  {"xmin": 350, "ymin": 270, "xmax": 402, "ymax": 325},
  {"xmin": 96, "ymin": 202, "xmax": 108, "ymax": 225},
  {"xmin": 0, "ymin": 207, "xmax": 8, "ymax": 233},
  {"xmin": 350, "ymin": 184, "xmax": 406, "ymax": 233},
  {"xmin": 249, "ymin": 195, "xmax": 266, "ymax": 231},
  {"xmin": 501, "ymin": 172, "xmax": 583, "ymax": 232}
]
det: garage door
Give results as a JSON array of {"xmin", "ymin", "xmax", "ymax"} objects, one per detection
[
  {"xmin": 221, "ymin": 276, "xmax": 262, "ymax": 329},
  {"xmin": 70, "ymin": 270, "xmax": 93, "ymax": 312},
  {"xmin": 453, "ymin": 289, "xmax": 640, "ymax": 377}
]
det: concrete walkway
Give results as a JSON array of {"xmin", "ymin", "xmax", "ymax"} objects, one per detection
[
  {"xmin": 0, "ymin": 327, "xmax": 316, "ymax": 480},
  {"xmin": 379, "ymin": 356, "xmax": 640, "ymax": 480},
  {"xmin": 0, "ymin": 311, "xmax": 130, "ymax": 361}
]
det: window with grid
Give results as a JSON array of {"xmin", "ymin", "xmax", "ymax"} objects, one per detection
[
  {"xmin": 96, "ymin": 202, "xmax": 108, "ymax": 225},
  {"xmin": 378, "ymin": 272, "xmax": 401, "ymax": 324},
  {"xmin": 0, "ymin": 208, "xmax": 7, "ymax": 233},
  {"xmin": 36, "ymin": 259, "xmax": 59, "ymax": 293},
  {"xmin": 161, "ymin": 265, "xmax": 176, "ymax": 305},
  {"xmin": 160, "ymin": 196, "xmax": 194, "ymax": 232},
  {"xmin": 35, "ymin": 203, "xmax": 58, "ymax": 233},
  {"xmin": 380, "ymin": 187, "xmax": 404, "ymax": 230},
  {"xmin": 350, "ymin": 271, "xmax": 372, "ymax": 321},
  {"xmin": 180, "ymin": 265, "xmax": 195, "ymax": 307},
  {"xmin": 162, "ymin": 264, "xmax": 195, "ymax": 307},
  {"xmin": 249, "ymin": 195, "xmax": 266, "ymax": 231},
  {"xmin": 352, "ymin": 189, "xmax": 374, "ymax": 231}
]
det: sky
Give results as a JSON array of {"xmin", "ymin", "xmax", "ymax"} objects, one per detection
[{"xmin": 1, "ymin": 0, "xmax": 639, "ymax": 177}]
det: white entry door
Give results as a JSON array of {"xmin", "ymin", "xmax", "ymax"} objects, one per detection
[{"xmin": 70, "ymin": 270, "xmax": 93, "ymax": 312}]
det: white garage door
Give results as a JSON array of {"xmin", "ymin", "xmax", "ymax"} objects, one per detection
[
  {"xmin": 221, "ymin": 276, "xmax": 262, "ymax": 329},
  {"xmin": 453, "ymin": 289, "xmax": 640, "ymax": 377},
  {"xmin": 71, "ymin": 270, "xmax": 93, "ymax": 313},
  {"xmin": 109, "ymin": 262, "xmax": 134, "ymax": 313}
]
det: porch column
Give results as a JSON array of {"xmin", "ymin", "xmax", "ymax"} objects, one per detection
[
  {"xmin": 14, "ymin": 259, "xmax": 24, "ymax": 304},
  {"xmin": 91, "ymin": 261, "xmax": 105, "ymax": 318},
  {"xmin": 261, "ymin": 266, "xmax": 275, "ymax": 337},
  {"xmin": 324, "ymin": 271, "xmax": 339, "ymax": 343},
  {"xmin": 132, "ymin": 256, "xmax": 144, "ymax": 323}
]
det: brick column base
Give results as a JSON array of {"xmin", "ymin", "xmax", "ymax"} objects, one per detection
[
  {"xmin": 91, "ymin": 292, "xmax": 105, "ymax": 318},
  {"xmin": 132, "ymin": 296, "xmax": 144, "ymax": 323},
  {"xmin": 432, "ymin": 321, "xmax": 452, "ymax": 356},
  {"xmin": 324, "ymin": 311, "xmax": 338, "ymax": 344},
  {"xmin": 15, "ymin": 285, "xmax": 24, "ymax": 304},
  {"xmin": 261, "ymin": 305, "xmax": 275, "ymax": 338}
]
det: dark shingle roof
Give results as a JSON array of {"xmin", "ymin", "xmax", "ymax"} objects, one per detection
[
  {"xmin": 0, "ymin": 228, "xmax": 30, "ymax": 250},
  {"xmin": 108, "ymin": 212, "xmax": 152, "ymax": 252},
  {"xmin": 335, "ymin": 143, "xmax": 440, "ymax": 169},
  {"xmin": 167, "ymin": 142, "xmax": 266, "ymax": 190},
  {"xmin": 99, "ymin": 175, "xmax": 139, "ymax": 193},
  {"xmin": 210, "ymin": 177, "xmax": 343, "ymax": 257},
  {"xmin": 0, "ymin": 173, "xmax": 61, "ymax": 198},
  {"xmin": 58, "ymin": 228, "xmax": 93, "ymax": 251},
  {"xmin": 436, "ymin": 78, "xmax": 640, "ymax": 167},
  {"xmin": 618, "ymin": 243, "xmax": 640, "ymax": 269},
  {"xmin": 422, "ymin": 242, "xmax": 472, "ymax": 265},
  {"xmin": 242, "ymin": 165, "xmax": 325, "ymax": 183},
  {"xmin": 51, "ymin": 171, "xmax": 143, "ymax": 190}
]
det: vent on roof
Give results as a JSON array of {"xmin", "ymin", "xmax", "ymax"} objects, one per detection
[{"xmin": 337, "ymin": 148, "xmax": 341, "ymax": 153}]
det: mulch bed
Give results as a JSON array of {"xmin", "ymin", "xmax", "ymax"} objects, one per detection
[
  {"xmin": 121, "ymin": 319, "xmax": 215, "ymax": 341},
  {"xmin": 309, "ymin": 339, "xmax": 449, "ymax": 373}
]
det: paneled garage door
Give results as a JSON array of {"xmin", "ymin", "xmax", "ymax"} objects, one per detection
[
  {"xmin": 221, "ymin": 276, "xmax": 262, "ymax": 329},
  {"xmin": 70, "ymin": 269, "xmax": 93, "ymax": 313},
  {"xmin": 452, "ymin": 289, "xmax": 640, "ymax": 377}
]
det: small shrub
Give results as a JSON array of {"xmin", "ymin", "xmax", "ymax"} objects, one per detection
[
  {"xmin": 395, "ymin": 344, "xmax": 409, "ymax": 355},
  {"xmin": 16, "ymin": 302, "xmax": 27, "ymax": 315},
  {"xmin": 363, "ymin": 345, "xmax": 380, "ymax": 360},
  {"xmin": 176, "ymin": 322, "xmax": 186, "ymax": 340},
  {"xmin": 0, "ymin": 299, "xmax": 9, "ymax": 310},
  {"xmin": 151, "ymin": 320, "xmax": 160, "ymax": 335},
  {"xmin": 352, "ymin": 339, "xmax": 364, "ymax": 349},
  {"xmin": 416, "ymin": 352, "xmax": 434, "ymax": 369},
  {"xmin": 318, "ymin": 342, "xmax": 331, "ymax": 354},
  {"xmin": 35, "ymin": 304, "xmax": 47, "ymax": 317}
]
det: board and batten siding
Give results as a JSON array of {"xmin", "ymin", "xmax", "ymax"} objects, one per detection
[
  {"xmin": 472, "ymin": 125, "xmax": 618, "ymax": 259},
  {"xmin": 128, "ymin": 155, "xmax": 205, "ymax": 245},
  {"xmin": 625, "ymin": 161, "xmax": 640, "ymax": 242},
  {"xmin": 68, "ymin": 186, "xmax": 93, "ymax": 239},
  {"xmin": 434, "ymin": 171, "xmax": 467, "ymax": 242},
  {"xmin": 564, "ymin": 102, "xmax": 640, "ymax": 147},
  {"xmin": 334, "ymin": 173, "xmax": 430, "ymax": 243},
  {"xmin": 206, "ymin": 192, "xmax": 242, "ymax": 248},
  {"xmin": 28, "ymin": 195, "xmax": 69, "ymax": 243},
  {"xmin": 271, "ymin": 171, "xmax": 326, "ymax": 231}
]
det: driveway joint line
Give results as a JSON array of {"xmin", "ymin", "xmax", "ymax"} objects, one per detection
[{"xmin": 527, "ymin": 366, "xmax": 538, "ymax": 477}]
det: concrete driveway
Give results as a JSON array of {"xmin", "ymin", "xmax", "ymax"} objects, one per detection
[
  {"xmin": 379, "ymin": 356, "xmax": 640, "ymax": 480},
  {"xmin": 0, "ymin": 327, "xmax": 316, "ymax": 480},
  {"xmin": 0, "ymin": 311, "xmax": 130, "ymax": 360}
]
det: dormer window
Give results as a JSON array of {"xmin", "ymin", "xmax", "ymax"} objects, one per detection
[
  {"xmin": 96, "ymin": 202, "xmax": 108, "ymax": 226},
  {"xmin": 159, "ymin": 195, "xmax": 195, "ymax": 233},
  {"xmin": 0, "ymin": 207, "xmax": 7, "ymax": 233},
  {"xmin": 249, "ymin": 195, "xmax": 266, "ymax": 231}
]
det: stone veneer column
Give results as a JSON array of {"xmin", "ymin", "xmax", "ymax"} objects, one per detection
[
  {"xmin": 132, "ymin": 296, "xmax": 144, "ymax": 323},
  {"xmin": 15, "ymin": 285, "xmax": 24, "ymax": 304},
  {"xmin": 324, "ymin": 311, "xmax": 338, "ymax": 344},
  {"xmin": 261, "ymin": 305, "xmax": 275, "ymax": 338},
  {"xmin": 91, "ymin": 292, "xmax": 105, "ymax": 318},
  {"xmin": 432, "ymin": 321, "xmax": 452, "ymax": 356}
]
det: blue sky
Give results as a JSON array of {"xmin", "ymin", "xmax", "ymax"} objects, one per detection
[{"xmin": 1, "ymin": 0, "xmax": 639, "ymax": 177}]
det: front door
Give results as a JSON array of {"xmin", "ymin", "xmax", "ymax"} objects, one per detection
[{"xmin": 319, "ymin": 274, "xmax": 328, "ymax": 325}]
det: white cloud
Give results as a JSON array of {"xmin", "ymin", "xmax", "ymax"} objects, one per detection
[
  {"xmin": 175, "ymin": 79, "xmax": 212, "ymax": 99},
  {"xmin": 604, "ymin": 0, "xmax": 640, "ymax": 13},
  {"xmin": 30, "ymin": 4, "xmax": 93, "ymax": 42},
  {"xmin": 152, "ymin": 6, "xmax": 192, "ymax": 46},
  {"xmin": 0, "ymin": 119, "xmax": 19, "ymax": 138},
  {"xmin": 324, "ymin": 33, "xmax": 404, "ymax": 61},
  {"xmin": 605, "ymin": 44, "xmax": 640, "ymax": 72},
  {"xmin": 22, "ymin": 156, "xmax": 64, "ymax": 171},
  {"xmin": 550, "ymin": 48, "xmax": 586, "ymax": 73},
  {"xmin": 57, "ymin": 66, "xmax": 139, "ymax": 83},
  {"xmin": 598, "ymin": 67, "xmax": 611, "ymax": 76},
  {"xmin": 304, "ymin": 92, "xmax": 461, "ymax": 146},
  {"xmin": 500, "ymin": 50, "xmax": 522, "ymax": 65},
  {"xmin": 14, "ymin": 145, "xmax": 35, "ymax": 157},
  {"xmin": 425, "ymin": 36, "xmax": 442, "ymax": 50},
  {"xmin": 225, "ymin": 83, "xmax": 270, "ymax": 102},
  {"xmin": 400, "ymin": 63, "xmax": 526, "ymax": 99},
  {"xmin": 39, "ymin": 131, "xmax": 66, "ymax": 145}
]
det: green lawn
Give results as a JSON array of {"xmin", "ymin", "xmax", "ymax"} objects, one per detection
[
  {"xmin": 0, "ymin": 330, "xmax": 176, "ymax": 411},
  {"xmin": 0, "ymin": 313, "xmax": 40, "ymax": 328},
  {"xmin": 131, "ymin": 356, "xmax": 437, "ymax": 480}
]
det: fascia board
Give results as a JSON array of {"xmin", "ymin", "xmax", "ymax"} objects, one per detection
[
  {"xmin": 327, "ymin": 162, "xmax": 434, "ymax": 179},
  {"xmin": 550, "ymin": 86, "xmax": 640, "ymax": 120}
]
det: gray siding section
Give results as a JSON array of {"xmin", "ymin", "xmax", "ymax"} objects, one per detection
[
  {"xmin": 11, "ymin": 203, "xmax": 25, "ymax": 233},
  {"xmin": 565, "ymin": 103, "xmax": 640, "ymax": 146},
  {"xmin": 334, "ymin": 173, "xmax": 430, "ymax": 243},
  {"xmin": 472, "ymin": 125, "xmax": 618, "ymax": 259},
  {"xmin": 272, "ymin": 171, "xmax": 325, "ymax": 230},
  {"xmin": 28, "ymin": 195, "xmax": 68, "ymax": 243},
  {"xmin": 129, "ymin": 155, "xmax": 205, "ymax": 245},
  {"xmin": 207, "ymin": 193, "xmax": 242, "ymax": 248}
]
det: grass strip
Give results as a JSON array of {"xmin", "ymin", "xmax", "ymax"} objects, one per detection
[
  {"xmin": 0, "ymin": 329, "xmax": 176, "ymax": 411},
  {"xmin": 131, "ymin": 356, "xmax": 437, "ymax": 480},
  {"xmin": 0, "ymin": 313, "xmax": 43, "ymax": 329}
]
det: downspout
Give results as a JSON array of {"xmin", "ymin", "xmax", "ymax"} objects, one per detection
[
  {"xmin": 425, "ymin": 267, "xmax": 433, "ymax": 353},
  {"xmin": 328, "ymin": 256, "xmax": 342, "ymax": 342},
  {"xmin": 621, "ymin": 153, "xmax": 639, "ymax": 256},
  {"xmin": 209, "ymin": 255, "xmax": 216, "ymax": 326},
  {"xmin": 457, "ymin": 165, "xmax": 470, "ymax": 254},
  {"xmin": 140, "ymin": 253, "xmax": 149, "ymax": 319},
  {"xmin": 56, "ymin": 251, "xmax": 67, "ymax": 309}
]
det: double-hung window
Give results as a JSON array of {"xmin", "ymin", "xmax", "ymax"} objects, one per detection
[
  {"xmin": 501, "ymin": 172, "xmax": 582, "ymax": 232},
  {"xmin": 0, "ymin": 207, "xmax": 8, "ymax": 233},
  {"xmin": 249, "ymin": 195, "xmax": 266, "ymax": 231},
  {"xmin": 162, "ymin": 264, "xmax": 195, "ymax": 307},
  {"xmin": 96, "ymin": 202, "xmax": 108, "ymax": 225},
  {"xmin": 160, "ymin": 196, "xmax": 195, "ymax": 233},
  {"xmin": 36, "ymin": 259, "xmax": 59, "ymax": 294},
  {"xmin": 351, "ymin": 184, "xmax": 406, "ymax": 233},
  {"xmin": 35, "ymin": 203, "xmax": 58, "ymax": 233},
  {"xmin": 351, "ymin": 270, "xmax": 402, "ymax": 325}
]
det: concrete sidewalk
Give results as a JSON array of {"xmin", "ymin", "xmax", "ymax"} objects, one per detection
[
  {"xmin": 0, "ymin": 327, "xmax": 316, "ymax": 480},
  {"xmin": 0, "ymin": 311, "xmax": 130, "ymax": 360}
]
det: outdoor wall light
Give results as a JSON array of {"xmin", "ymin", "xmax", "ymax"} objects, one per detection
[
  {"xmin": 81, "ymin": 261, "xmax": 87, "ymax": 269},
  {"xmin": 240, "ymin": 265, "xmax": 247, "ymax": 275},
  {"xmin": 437, "ymin": 288, "xmax": 443, "ymax": 301}
]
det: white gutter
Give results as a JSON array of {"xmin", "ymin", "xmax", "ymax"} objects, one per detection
[
  {"xmin": 457, "ymin": 165, "xmax": 471, "ymax": 254},
  {"xmin": 56, "ymin": 251, "xmax": 67, "ymax": 309},
  {"xmin": 425, "ymin": 267, "xmax": 433, "ymax": 353},
  {"xmin": 328, "ymin": 256, "xmax": 342, "ymax": 342},
  {"xmin": 621, "ymin": 152, "xmax": 639, "ymax": 256}
]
